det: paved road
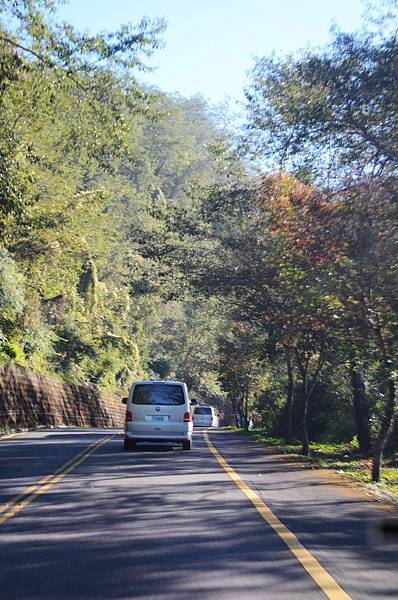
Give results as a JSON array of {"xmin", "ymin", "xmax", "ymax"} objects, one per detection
[{"xmin": 0, "ymin": 428, "xmax": 397, "ymax": 599}]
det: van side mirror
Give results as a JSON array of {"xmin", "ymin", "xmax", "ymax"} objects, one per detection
[{"xmin": 122, "ymin": 397, "xmax": 128, "ymax": 404}]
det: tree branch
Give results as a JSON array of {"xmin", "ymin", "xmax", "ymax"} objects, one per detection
[{"xmin": 0, "ymin": 35, "xmax": 46, "ymax": 62}]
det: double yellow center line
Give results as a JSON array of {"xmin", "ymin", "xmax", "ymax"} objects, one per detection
[
  {"xmin": 0, "ymin": 434, "xmax": 115, "ymax": 526},
  {"xmin": 204, "ymin": 431, "xmax": 352, "ymax": 600}
]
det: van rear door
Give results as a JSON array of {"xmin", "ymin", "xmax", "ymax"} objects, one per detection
[{"xmin": 129, "ymin": 383, "xmax": 187, "ymax": 435}]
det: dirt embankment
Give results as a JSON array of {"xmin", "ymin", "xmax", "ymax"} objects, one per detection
[{"xmin": 0, "ymin": 364, "xmax": 125, "ymax": 430}]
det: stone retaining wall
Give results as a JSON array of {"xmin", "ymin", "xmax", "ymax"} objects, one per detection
[{"xmin": 0, "ymin": 364, "xmax": 125, "ymax": 429}]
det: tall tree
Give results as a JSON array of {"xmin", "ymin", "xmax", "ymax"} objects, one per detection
[{"xmin": 245, "ymin": 20, "xmax": 398, "ymax": 179}]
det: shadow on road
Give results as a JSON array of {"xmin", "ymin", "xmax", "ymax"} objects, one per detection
[{"xmin": 0, "ymin": 430, "xmax": 397, "ymax": 599}]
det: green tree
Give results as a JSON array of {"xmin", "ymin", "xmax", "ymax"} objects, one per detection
[{"xmin": 245, "ymin": 18, "xmax": 398, "ymax": 179}]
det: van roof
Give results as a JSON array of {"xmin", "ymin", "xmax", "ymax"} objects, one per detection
[{"xmin": 133, "ymin": 380, "xmax": 185, "ymax": 386}]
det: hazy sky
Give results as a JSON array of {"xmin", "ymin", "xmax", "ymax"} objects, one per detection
[{"xmin": 60, "ymin": 0, "xmax": 365, "ymax": 103}]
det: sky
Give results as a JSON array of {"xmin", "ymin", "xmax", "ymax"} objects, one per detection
[{"xmin": 59, "ymin": 0, "xmax": 365, "ymax": 104}]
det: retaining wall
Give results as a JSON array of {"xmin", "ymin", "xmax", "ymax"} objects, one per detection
[{"xmin": 0, "ymin": 364, "xmax": 125, "ymax": 430}]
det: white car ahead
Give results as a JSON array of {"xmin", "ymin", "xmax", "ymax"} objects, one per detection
[{"xmin": 192, "ymin": 405, "xmax": 219, "ymax": 428}]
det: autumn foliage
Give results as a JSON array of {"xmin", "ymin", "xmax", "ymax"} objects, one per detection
[{"xmin": 257, "ymin": 172, "xmax": 342, "ymax": 263}]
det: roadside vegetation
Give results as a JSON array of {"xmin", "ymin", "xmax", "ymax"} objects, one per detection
[
  {"xmin": 1, "ymin": 1, "xmax": 398, "ymax": 484},
  {"xmin": 249, "ymin": 432, "xmax": 398, "ymax": 501}
]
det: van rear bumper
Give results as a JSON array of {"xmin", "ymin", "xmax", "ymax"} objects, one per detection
[{"xmin": 124, "ymin": 431, "xmax": 192, "ymax": 443}]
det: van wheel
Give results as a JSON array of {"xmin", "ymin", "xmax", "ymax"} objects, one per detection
[
  {"xmin": 124, "ymin": 439, "xmax": 135, "ymax": 451},
  {"xmin": 182, "ymin": 440, "xmax": 192, "ymax": 451}
]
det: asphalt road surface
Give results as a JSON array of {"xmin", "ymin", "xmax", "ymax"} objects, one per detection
[{"xmin": 0, "ymin": 428, "xmax": 397, "ymax": 600}]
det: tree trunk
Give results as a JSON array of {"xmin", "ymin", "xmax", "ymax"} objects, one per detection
[
  {"xmin": 349, "ymin": 362, "xmax": 372, "ymax": 455},
  {"xmin": 371, "ymin": 377, "xmax": 397, "ymax": 482},
  {"xmin": 230, "ymin": 395, "xmax": 239, "ymax": 428},
  {"xmin": 295, "ymin": 349, "xmax": 324, "ymax": 457},
  {"xmin": 243, "ymin": 385, "xmax": 250, "ymax": 431},
  {"xmin": 237, "ymin": 398, "xmax": 244, "ymax": 429},
  {"xmin": 301, "ymin": 395, "xmax": 310, "ymax": 456},
  {"xmin": 301, "ymin": 373, "xmax": 310, "ymax": 456},
  {"xmin": 285, "ymin": 349, "xmax": 295, "ymax": 443}
]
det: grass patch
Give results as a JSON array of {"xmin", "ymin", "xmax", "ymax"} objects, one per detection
[
  {"xmin": 250, "ymin": 432, "xmax": 303, "ymax": 456},
  {"xmin": 247, "ymin": 429, "xmax": 398, "ymax": 502},
  {"xmin": 222, "ymin": 425, "xmax": 248, "ymax": 433},
  {"xmin": 0, "ymin": 426, "xmax": 13, "ymax": 436}
]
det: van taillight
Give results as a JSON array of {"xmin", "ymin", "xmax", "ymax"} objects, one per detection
[
  {"xmin": 125, "ymin": 410, "xmax": 133, "ymax": 422},
  {"xmin": 183, "ymin": 411, "xmax": 192, "ymax": 422}
]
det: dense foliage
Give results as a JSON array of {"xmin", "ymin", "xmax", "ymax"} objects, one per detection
[{"xmin": 0, "ymin": 1, "xmax": 229, "ymax": 394}]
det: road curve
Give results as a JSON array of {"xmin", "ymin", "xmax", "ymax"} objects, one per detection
[{"xmin": 0, "ymin": 428, "xmax": 396, "ymax": 599}]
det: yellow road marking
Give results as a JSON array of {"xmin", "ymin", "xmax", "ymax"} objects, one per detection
[
  {"xmin": 0, "ymin": 439, "xmax": 105, "ymax": 517},
  {"xmin": 204, "ymin": 431, "xmax": 352, "ymax": 600},
  {"xmin": 0, "ymin": 435, "xmax": 115, "ymax": 525}
]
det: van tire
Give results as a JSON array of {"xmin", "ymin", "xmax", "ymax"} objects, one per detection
[
  {"xmin": 182, "ymin": 440, "xmax": 192, "ymax": 451},
  {"xmin": 124, "ymin": 439, "xmax": 135, "ymax": 451}
]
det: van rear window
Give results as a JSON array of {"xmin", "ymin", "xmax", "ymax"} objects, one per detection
[
  {"xmin": 194, "ymin": 407, "xmax": 212, "ymax": 415},
  {"xmin": 132, "ymin": 384, "xmax": 185, "ymax": 405}
]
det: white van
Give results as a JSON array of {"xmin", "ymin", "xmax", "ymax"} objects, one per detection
[
  {"xmin": 192, "ymin": 405, "xmax": 219, "ymax": 428},
  {"xmin": 123, "ymin": 380, "xmax": 193, "ymax": 450}
]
